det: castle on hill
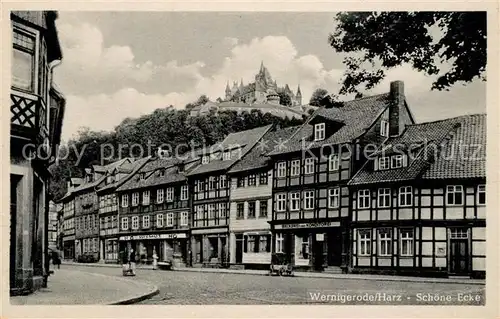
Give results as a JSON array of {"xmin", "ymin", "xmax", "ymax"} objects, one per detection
[{"xmin": 224, "ymin": 61, "xmax": 302, "ymax": 106}]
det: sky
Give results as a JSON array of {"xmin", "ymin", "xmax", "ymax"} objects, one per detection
[{"xmin": 53, "ymin": 12, "xmax": 486, "ymax": 141}]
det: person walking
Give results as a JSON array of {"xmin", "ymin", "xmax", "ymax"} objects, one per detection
[
  {"xmin": 129, "ymin": 248, "xmax": 137, "ymax": 275},
  {"xmin": 152, "ymin": 248, "xmax": 158, "ymax": 270},
  {"xmin": 52, "ymin": 251, "xmax": 61, "ymax": 269}
]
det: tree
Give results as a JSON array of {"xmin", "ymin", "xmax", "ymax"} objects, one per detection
[
  {"xmin": 278, "ymin": 91, "xmax": 292, "ymax": 106},
  {"xmin": 185, "ymin": 95, "xmax": 210, "ymax": 110},
  {"xmin": 309, "ymin": 88, "xmax": 329, "ymax": 106},
  {"xmin": 329, "ymin": 12, "xmax": 486, "ymax": 94}
]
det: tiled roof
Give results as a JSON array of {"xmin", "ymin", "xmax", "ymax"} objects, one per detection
[
  {"xmin": 348, "ymin": 114, "xmax": 486, "ymax": 185},
  {"xmin": 97, "ymin": 157, "xmax": 150, "ymax": 193},
  {"xmin": 72, "ymin": 158, "xmax": 134, "ymax": 194},
  {"xmin": 228, "ymin": 125, "xmax": 301, "ymax": 173},
  {"xmin": 268, "ymin": 93, "xmax": 390, "ymax": 155},
  {"xmin": 187, "ymin": 125, "xmax": 272, "ymax": 176}
]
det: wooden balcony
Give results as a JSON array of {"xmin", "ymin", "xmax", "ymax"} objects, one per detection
[{"xmin": 10, "ymin": 89, "xmax": 48, "ymax": 146}]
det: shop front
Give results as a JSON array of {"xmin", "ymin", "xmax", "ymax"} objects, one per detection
[
  {"xmin": 119, "ymin": 232, "xmax": 188, "ymax": 266},
  {"xmin": 62, "ymin": 235, "xmax": 75, "ymax": 260},
  {"xmin": 191, "ymin": 227, "xmax": 229, "ymax": 267},
  {"xmin": 272, "ymin": 220, "xmax": 348, "ymax": 272}
]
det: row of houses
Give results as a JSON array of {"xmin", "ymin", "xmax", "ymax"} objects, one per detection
[{"xmin": 59, "ymin": 81, "xmax": 486, "ymax": 278}]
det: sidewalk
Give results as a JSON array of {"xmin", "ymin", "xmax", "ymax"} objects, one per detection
[
  {"xmin": 62, "ymin": 261, "xmax": 485, "ymax": 285},
  {"xmin": 9, "ymin": 268, "xmax": 159, "ymax": 305}
]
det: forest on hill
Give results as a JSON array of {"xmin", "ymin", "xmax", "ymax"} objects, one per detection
[{"xmin": 49, "ymin": 107, "xmax": 305, "ymax": 201}]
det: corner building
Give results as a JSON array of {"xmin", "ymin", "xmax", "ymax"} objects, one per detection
[{"xmin": 267, "ymin": 81, "xmax": 415, "ymax": 273}]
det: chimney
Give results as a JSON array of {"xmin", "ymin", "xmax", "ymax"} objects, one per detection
[{"xmin": 389, "ymin": 80, "xmax": 405, "ymax": 136}]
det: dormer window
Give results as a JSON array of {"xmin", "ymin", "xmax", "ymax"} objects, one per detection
[
  {"xmin": 391, "ymin": 155, "xmax": 404, "ymax": 169},
  {"xmin": 223, "ymin": 151, "xmax": 231, "ymax": 161},
  {"xmin": 378, "ymin": 157, "xmax": 390, "ymax": 170},
  {"xmin": 380, "ymin": 120, "xmax": 389, "ymax": 137},
  {"xmin": 159, "ymin": 169, "xmax": 165, "ymax": 177},
  {"xmin": 202, "ymin": 156, "xmax": 209, "ymax": 164},
  {"xmin": 140, "ymin": 172, "xmax": 146, "ymax": 180},
  {"xmin": 314, "ymin": 123, "xmax": 326, "ymax": 141}
]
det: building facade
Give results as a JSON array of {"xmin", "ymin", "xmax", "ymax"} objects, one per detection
[
  {"xmin": 10, "ymin": 11, "xmax": 65, "ymax": 295},
  {"xmin": 267, "ymin": 81, "xmax": 415, "ymax": 273},
  {"xmin": 48, "ymin": 201, "xmax": 61, "ymax": 251},
  {"xmin": 60, "ymin": 178, "xmax": 82, "ymax": 261},
  {"xmin": 187, "ymin": 125, "xmax": 272, "ymax": 267},
  {"xmin": 227, "ymin": 126, "xmax": 299, "ymax": 269},
  {"xmin": 116, "ymin": 157, "xmax": 194, "ymax": 266},
  {"xmin": 348, "ymin": 114, "xmax": 486, "ymax": 278}
]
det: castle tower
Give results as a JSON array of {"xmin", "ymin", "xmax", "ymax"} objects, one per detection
[{"xmin": 296, "ymin": 84, "xmax": 302, "ymax": 105}]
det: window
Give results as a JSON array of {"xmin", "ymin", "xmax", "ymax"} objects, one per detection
[
  {"xmin": 208, "ymin": 204, "xmax": 215, "ymax": 219},
  {"xmin": 477, "ymin": 184, "xmax": 486, "ymax": 205},
  {"xmin": 290, "ymin": 160, "xmax": 300, "ymax": 176},
  {"xmin": 377, "ymin": 188, "xmax": 391, "ymax": 208},
  {"xmin": 208, "ymin": 176, "xmax": 216, "ymax": 190},
  {"xmin": 259, "ymin": 172, "xmax": 268, "ymax": 185},
  {"xmin": 400, "ymin": 229, "xmax": 414, "ymax": 256},
  {"xmin": 275, "ymin": 233, "xmax": 284, "ymax": 253},
  {"xmin": 304, "ymin": 158, "xmax": 315, "ymax": 175},
  {"xmin": 142, "ymin": 215, "xmax": 150, "ymax": 229},
  {"xmin": 166, "ymin": 213, "xmax": 174, "ymax": 227},
  {"xmin": 380, "ymin": 120, "xmax": 389, "ymax": 137},
  {"xmin": 218, "ymin": 203, "xmax": 227, "ymax": 219},
  {"xmin": 142, "ymin": 190, "xmax": 150, "ymax": 205},
  {"xmin": 132, "ymin": 192, "xmax": 139, "ymax": 206},
  {"xmin": 12, "ymin": 28, "xmax": 36, "ymax": 92},
  {"xmin": 236, "ymin": 203, "xmax": 245, "ymax": 219},
  {"xmin": 450, "ymin": 228, "xmax": 468, "ymax": 239},
  {"xmin": 378, "ymin": 229, "xmax": 392, "ymax": 256},
  {"xmin": 131, "ymin": 216, "xmax": 139, "ymax": 230},
  {"xmin": 304, "ymin": 191, "xmax": 315, "ymax": 210},
  {"xmin": 166, "ymin": 187, "xmax": 174, "ymax": 202},
  {"xmin": 446, "ymin": 185, "xmax": 464, "ymax": 206},
  {"xmin": 391, "ymin": 155, "xmax": 404, "ymax": 169},
  {"xmin": 378, "ymin": 157, "xmax": 390, "ymax": 170},
  {"xmin": 259, "ymin": 201, "xmax": 268, "ymax": 217},
  {"xmin": 121, "ymin": 217, "xmax": 128, "ymax": 230},
  {"xmin": 157, "ymin": 214, "xmax": 164, "ymax": 228},
  {"xmin": 277, "ymin": 162, "xmax": 286, "ymax": 178},
  {"xmin": 159, "ymin": 169, "xmax": 165, "ymax": 177},
  {"xmin": 314, "ymin": 123, "xmax": 325, "ymax": 141},
  {"xmin": 399, "ymin": 186, "xmax": 413, "ymax": 207},
  {"xmin": 247, "ymin": 235, "xmax": 256, "ymax": 252},
  {"xmin": 180, "ymin": 211, "xmax": 189, "ymax": 226},
  {"xmin": 220, "ymin": 175, "xmax": 227, "ymax": 188},
  {"xmin": 248, "ymin": 201, "xmax": 256, "ymax": 218},
  {"xmin": 328, "ymin": 188, "xmax": 340, "ymax": 208},
  {"xmin": 237, "ymin": 177, "xmax": 245, "ymax": 188},
  {"xmin": 276, "ymin": 194, "xmax": 286, "ymax": 212},
  {"xmin": 358, "ymin": 230, "xmax": 371, "ymax": 256},
  {"xmin": 248, "ymin": 174, "xmax": 256, "ymax": 186},
  {"xmin": 358, "ymin": 190, "xmax": 371, "ymax": 209},
  {"xmin": 181, "ymin": 185, "xmax": 189, "ymax": 200},
  {"xmin": 202, "ymin": 156, "xmax": 209, "ymax": 164},
  {"xmin": 290, "ymin": 192, "xmax": 300, "ymax": 211},
  {"xmin": 329, "ymin": 154, "xmax": 339, "ymax": 171},
  {"xmin": 300, "ymin": 236, "xmax": 309, "ymax": 259},
  {"xmin": 157, "ymin": 189, "xmax": 164, "ymax": 203},
  {"xmin": 259, "ymin": 235, "xmax": 270, "ymax": 253},
  {"xmin": 140, "ymin": 172, "xmax": 146, "ymax": 180},
  {"xmin": 223, "ymin": 151, "xmax": 231, "ymax": 161}
]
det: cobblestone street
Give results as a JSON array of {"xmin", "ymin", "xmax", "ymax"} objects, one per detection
[{"xmin": 65, "ymin": 265, "xmax": 485, "ymax": 305}]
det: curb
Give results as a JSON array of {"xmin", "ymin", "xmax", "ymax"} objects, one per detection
[
  {"xmin": 65, "ymin": 268, "xmax": 160, "ymax": 305},
  {"xmin": 63, "ymin": 262, "xmax": 485, "ymax": 286}
]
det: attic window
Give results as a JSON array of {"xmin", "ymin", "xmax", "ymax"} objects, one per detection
[
  {"xmin": 140, "ymin": 172, "xmax": 146, "ymax": 180},
  {"xmin": 378, "ymin": 157, "xmax": 390, "ymax": 170},
  {"xmin": 202, "ymin": 156, "xmax": 209, "ymax": 164},
  {"xmin": 223, "ymin": 151, "xmax": 231, "ymax": 161},
  {"xmin": 380, "ymin": 120, "xmax": 389, "ymax": 137},
  {"xmin": 391, "ymin": 155, "xmax": 404, "ymax": 169},
  {"xmin": 159, "ymin": 169, "xmax": 165, "ymax": 177},
  {"xmin": 314, "ymin": 123, "xmax": 325, "ymax": 141},
  {"xmin": 376, "ymin": 155, "xmax": 407, "ymax": 171}
]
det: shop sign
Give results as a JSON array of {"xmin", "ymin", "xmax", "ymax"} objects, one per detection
[
  {"xmin": 275, "ymin": 221, "xmax": 340, "ymax": 230},
  {"xmin": 119, "ymin": 233, "xmax": 187, "ymax": 241}
]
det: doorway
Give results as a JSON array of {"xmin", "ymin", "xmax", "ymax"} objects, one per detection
[
  {"xmin": 327, "ymin": 229, "xmax": 342, "ymax": 266},
  {"xmin": 312, "ymin": 234, "xmax": 324, "ymax": 270},
  {"xmin": 235, "ymin": 234, "xmax": 243, "ymax": 263},
  {"xmin": 449, "ymin": 228, "xmax": 470, "ymax": 275}
]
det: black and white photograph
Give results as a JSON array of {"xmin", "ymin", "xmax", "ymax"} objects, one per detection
[{"xmin": 3, "ymin": 3, "xmax": 497, "ymax": 318}]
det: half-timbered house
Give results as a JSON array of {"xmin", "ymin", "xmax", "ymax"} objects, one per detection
[
  {"xmin": 348, "ymin": 114, "xmax": 486, "ymax": 278},
  {"xmin": 187, "ymin": 125, "xmax": 272, "ymax": 267},
  {"xmin": 59, "ymin": 178, "xmax": 82, "ymax": 261},
  {"xmin": 267, "ymin": 81, "xmax": 415, "ymax": 273},
  {"xmin": 227, "ymin": 126, "xmax": 299, "ymax": 269}
]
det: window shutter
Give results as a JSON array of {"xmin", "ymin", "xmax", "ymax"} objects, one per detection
[
  {"xmin": 374, "ymin": 158, "xmax": 379, "ymax": 171},
  {"xmin": 244, "ymin": 236, "xmax": 248, "ymax": 253}
]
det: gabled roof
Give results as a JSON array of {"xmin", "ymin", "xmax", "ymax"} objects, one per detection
[
  {"xmin": 228, "ymin": 125, "xmax": 301, "ymax": 174},
  {"xmin": 348, "ymin": 114, "xmax": 486, "ymax": 185},
  {"xmin": 268, "ymin": 93, "xmax": 390, "ymax": 155},
  {"xmin": 187, "ymin": 125, "xmax": 272, "ymax": 176},
  {"xmin": 97, "ymin": 157, "xmax": 150, "ymax": 194}
]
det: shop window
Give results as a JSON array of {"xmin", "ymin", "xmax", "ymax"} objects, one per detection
[
  {"xmin": 290, "ymin": 159, "xmax": 300, "ymax": 176},
  {"xmin": 358, "ymin": 230, "xmax": 371, "ymax": 256},
  {"xmin": 378, "ymin": 229, "xmax": 392, "ymax": 256},
  {"xmin": 446, "ymin": 185, "xmax": 464, "ymax": 206},
  {"xmin": 400, "ymin": 229, "xmax": 414, "ymax": 256},
  {"xmin": 377, "ymin": 188, "xmax": 391, "ymax": 208},
  {"xmin": 477, "ymin": 184, "xmax": 486, "ymax": 205}
]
